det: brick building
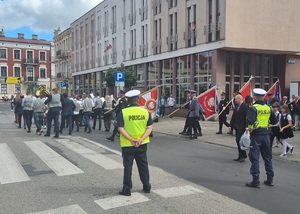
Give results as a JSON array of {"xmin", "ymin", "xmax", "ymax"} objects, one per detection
[{"xmin": 0, "ymin": 30, "xmax": 52, "ymax": 97}]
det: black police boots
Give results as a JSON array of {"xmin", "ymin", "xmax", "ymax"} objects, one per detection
[
  {"xmin": 264, "ymin": 180, "xmax": 274, "ymax": 187},
  {"xmin": 245, "ymin": 181, "xmax": 260, "ymax": 188},
  {"xmin": 119, "ymin": 187, "xmax": 131, "ymax": 196}
]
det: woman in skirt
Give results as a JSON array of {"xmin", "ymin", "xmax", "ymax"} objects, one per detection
[{"xmin": 279, "ymin": 105, "xmax": 295, "ymax": 157}]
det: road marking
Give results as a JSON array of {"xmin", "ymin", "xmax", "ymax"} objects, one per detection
[
  {"xmin": 0, "ymin": 143, "xmax": 30, "ymax": 184},
  {"xmin": 95, "ymin": 192, "xmax": 150, "ymax": 210},
  {"xmin": 78, "ymin": 137, "xmax": 122, "ymax": 156},
  {"xmin": 56, "ymin": 139, "xmax": 123, "ymax": 170},
  {"xmin": 27, "ymin": 204, "xmax": 87, "ymax": 214},
  {"xmin": 152, "ymin": 185, "xmax": 204, "ymax": 198},
  {"xmin": 24, "ymin": 140, "xmax": 84, "ymax": 176}
]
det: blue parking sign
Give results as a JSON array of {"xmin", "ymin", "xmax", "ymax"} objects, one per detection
[
  {"xmin": 60, "ymin": 81, "xmax": 67, "ymax": 87},
  {"xmin": 114, "ymin": 71, "xmax": 125, "ymax": 82}
]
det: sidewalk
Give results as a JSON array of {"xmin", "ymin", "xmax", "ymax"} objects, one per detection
[{"xmin": 153, "ymin": 116, "xmax": 300, "ymax": 163}]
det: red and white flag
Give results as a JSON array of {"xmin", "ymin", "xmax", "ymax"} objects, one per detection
[
  {"xmin": 197, "ymin": 86, "xmax": 218, "ymax": 120},
  {"xmin": 138, "ymin": 87, "xmax": 159, "ymax": 119},
  {"xmin": 264, "ymin": 80, "xmax": 280, "ymax": 101},
  {"xmin": 240, "ymin": 80, "xmax": 251, "ymax": 99}
]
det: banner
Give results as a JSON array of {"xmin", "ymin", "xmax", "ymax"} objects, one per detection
[
  {"xmin": 138, "ymin": 87, "xmax": 159, "ymax": 119},
  {"xmin": 197, "ymin": 86, "xmax": 218, "ymax": 120}
]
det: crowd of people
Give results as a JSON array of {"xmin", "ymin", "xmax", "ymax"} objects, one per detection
[{"xmin": 11, "ymin": 88, "xmax": 130, "ymax": 139}]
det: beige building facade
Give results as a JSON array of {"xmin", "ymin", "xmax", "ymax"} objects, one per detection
[
  {"xmin": 53, "ymin": 27, "xmax": 72, "ymax": 95},
  {"xmin": 62, "ymin": 0, "xmax": 300, "ymax": 104}
]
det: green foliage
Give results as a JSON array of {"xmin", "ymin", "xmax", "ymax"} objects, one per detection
[{"xmin": 105, "ymin": 64, "xmax": 137, "ymax": 88}]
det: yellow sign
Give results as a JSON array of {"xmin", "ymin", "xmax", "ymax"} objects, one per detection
[{"xmin": 5, "ymin": 77, "xmax": 23, "ymax": 84}]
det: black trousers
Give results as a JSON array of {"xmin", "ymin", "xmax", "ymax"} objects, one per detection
[
  {"xmin": 60, "ymin": 115, "xmax": 73, "ymax": 134},
  {"xmin": 121, "ymin": 144, "xmax": 151, "ymax": 190},
  {"xmin": 236, "ymin": 130, "xmax": 247, "ymax": 158},
  {"xmin": 23, "ymin": 110, "xmax": 33, "ymax": 131},
  {"xmin": 93, "ymin": 108, "xmax": 102, "ymax": 130},
  {"xmin": 219, "ymin": 114, "xmax": 230, "ymax": 131},
  {"xmin": 46, "ymin": 109, "xmax": 60, "ymax": 136},
  {"xmin": 72, "ymin": 114, "xmax": 80, "ymax": 131},
  {"xmin": 187, "ymin": 117, "xmax": 198, "ymax": 136}
]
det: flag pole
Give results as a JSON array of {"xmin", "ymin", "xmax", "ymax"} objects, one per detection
[
  {"xmin": 265, "ymin": 79, "xmax": 279, "ymax": 96},
  {"xmin": 214, "ymin": 76, "xmax": 253, "ymax": 120}
]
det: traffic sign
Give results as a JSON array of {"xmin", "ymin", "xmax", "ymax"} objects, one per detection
[
  {"xmin": 115, "ymin": 81, "xmax": 125, "ymax": 87},
  {"xmin": 60, "ymin": 81, "xmax": 67, "ymax": 89},
  {"xmin": 114, "ymin": 71, "xmax": 125, "ymax": 82}
]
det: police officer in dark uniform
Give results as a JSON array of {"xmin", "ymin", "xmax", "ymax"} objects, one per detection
[
  {"xmin": 187, "ymin": 90, "xmax": 200, "ymax": 139},
  {"xmin": 106, "ymin": 90, "xmax": 128, "ymax": 141},
  {"xmin": 216, "ymin": 92, "xmax": 230, "ymax": 134},
  {"xmin": 117, "ymin": 90, "xmax": 153, "ymax": 196},
  {"xmin": 245, "ymin": 88, "xmax": 277, "ymax": 188}
]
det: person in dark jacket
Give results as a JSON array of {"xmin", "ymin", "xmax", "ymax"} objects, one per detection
[
  {"xmin": 60, "ymin": 93, "xmax": 75, "ymax": 135},
  {"xmin": 15, "ymin": 94, "xmax": 24, "ymax": 128},
  {"xmin": 216, "ymin": 92, "xmax": 230, "ymax": 134},
  {"xmin": 233, "ymin": 94, "xmax": 249, "ymax": 162}
]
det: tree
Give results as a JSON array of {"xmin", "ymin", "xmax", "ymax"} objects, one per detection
[{"xmin": 104, "ymin": 64, "xmax": 137, "ymax": 88}]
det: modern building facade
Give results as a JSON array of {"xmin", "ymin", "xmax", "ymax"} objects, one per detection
[
  {"xmin": 62, "ymin": 0, "xmax": 300, "ymax": 105},
  {"xmin": 0, "ymin": 30, "xmax": 52, "ymax": 97}
]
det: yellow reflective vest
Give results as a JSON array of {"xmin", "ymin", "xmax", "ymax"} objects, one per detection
[
  {"xmin": 249, "ymin": 103, "xmax": 271, "ymax": 129},
  {"xmin": 120, "ymin": 106, "xmax": 150, "ymax": 147}
]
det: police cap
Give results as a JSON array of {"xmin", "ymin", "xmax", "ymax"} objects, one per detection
[
  {"xmin": 253, "ymin": 88, "xmax": 267, "ymax": 97},
  {"xmin": 189, "ymin": 90, "xmax": 196, "ymax": 94},
  {"xmin": 125, "ymin": 89, "xmax": 141, "ymax": 99},
  {"xmin": 119, "ymin": 90, "xmax": 126, "ymax": 94}
]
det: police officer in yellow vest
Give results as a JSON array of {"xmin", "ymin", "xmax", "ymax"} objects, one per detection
[
  {"xmin": 245, "ymin": 88, "xmax": 277, "ymax": 188},
  {"xmin": 116, "ymin": 89, "xmax": 153, "ymax": 196}
]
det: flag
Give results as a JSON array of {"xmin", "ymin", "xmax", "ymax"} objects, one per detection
[
  {"xmin": 138, "ymin": 87, "xmax": 159, "ymax": 119},
  {"xmin": 275, "ymin": 81, "xmax": 282, "ymax": 103},
  {"xmin": 104, "ymin": 44, "xmax": 112, "ymax": 52},
  {"xmin": 239, "ymin": 80, "xmax": 251, "ymax": 99},
  {"xmin": 197, "ymin": 86, "xmax": 218, "ymax": 120},
  {"xmin": 264, "ymin": 80, "xmax": 279, "ymax": 101}
]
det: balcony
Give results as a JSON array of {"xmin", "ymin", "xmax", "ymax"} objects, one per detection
[
  {"xmin": 23, "ymin": 59, "xmax": 39, "ymax": 65},
  {"xmin": 24, "ymin": 77, "xmax": 38, "ymax": 82},
  {"xmin": 56, "ymin": 50, "xmax": 68, "ymax": 59}
]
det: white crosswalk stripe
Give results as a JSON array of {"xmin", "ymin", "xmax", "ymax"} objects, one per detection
[
  {"xmin": 0, "ymin": 143, "xmax": 30, "ymax": 184},
  {"xmin": 55, "ymin": 139, "xmax": 123, "ymax": 170},
  {"xmin": 95, "ymin": 192, "xmax": 151, "ymax": 210},
  {"xmin": 24, "ymin": 140, "xmax": 84, "ymax": 176},
  {"xmin": 152, "ymin": 185, "xmax": 204, "ymax": 198},
  {"xmin": 27, "ymin": 204, "xmax": 88, "ymax": 214}
]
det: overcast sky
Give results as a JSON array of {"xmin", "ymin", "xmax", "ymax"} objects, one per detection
[{"xmin": 0, "ymin": 0, "xmax": 103, "ymax": 40}]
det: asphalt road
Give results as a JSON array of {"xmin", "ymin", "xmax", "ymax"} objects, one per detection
[{"xmin": 1, "ymin": 102, "xmax": 299, "ymax": 214}]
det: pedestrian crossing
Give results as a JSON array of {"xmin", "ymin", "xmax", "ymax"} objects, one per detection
[
  {"xmin": 0, "ymin": 143, "xmax": 30, "ymax": 184},
  {"xmin": 0, "ymin": 137, "xmax": 265, "ymax": 214}
]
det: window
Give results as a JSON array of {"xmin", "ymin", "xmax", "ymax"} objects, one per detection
[
  {"xmin": 1, "ymin": 66, "xmax": 7, "ymax": 76},
  {"xmin": 40, "ymin": 68, "xmax": 46, "ymax": 78},
  {"xmin": 14, "ymin": 67, "xmax": 21, "ymax": 77},
  {"xmin": 40, "ymin": 52, "xmax": 46, "ymax": 61},
  {"xmin": 14, "ymin": 50, "xmax": 21, "ymax": 59},
  {"xmin": 0, "ymin": 49, "xmax": 6, "ymax": 58},
  {"xmin": 15, "ymin": 84, "xmax": 21, "ymax": 94},
  {"xmin": 1, "ymin": 84, "xmax": 7, "ymax": 94},
  {"xmin": 27, "ymin": 51, "xmax": 33, "ymax": 59}
]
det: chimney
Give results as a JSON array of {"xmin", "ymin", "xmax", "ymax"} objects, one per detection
[
  {"xmin": 32, "ymin": 34, "xmax": 38, "ymax": 40},
  {"xmin": 0, "ymin": 29, "xmax": 4, "ymax": 37},
  {"xmin": 18, "ymin": 33, "xmax": 24, "ymax": 39}
]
